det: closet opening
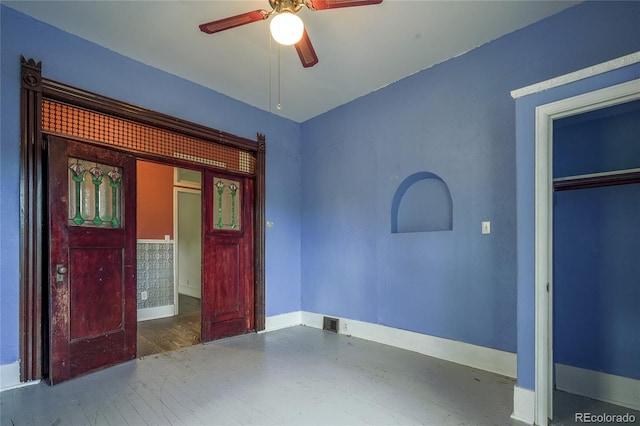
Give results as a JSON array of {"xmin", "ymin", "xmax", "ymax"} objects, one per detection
[{"xmin": 550, "ymin": 99, "xmax": 640, "ymax": 423}]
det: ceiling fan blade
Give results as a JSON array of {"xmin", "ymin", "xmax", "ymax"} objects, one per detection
[
  {"xmin": 295, "ymin": 29, "xmax": 319, "ymax": 68},
  {"xmin": 199, "ymin": 10, "xmax": 269, "ymax": 34},
  {"xmin": 306, "ymin": 0, "xmax": 382, "ymax": 10}
]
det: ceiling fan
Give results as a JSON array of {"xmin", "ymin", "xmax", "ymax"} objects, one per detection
[{"xmin": 199, "ymin": 0, "xmax": 383, "ymax": 68}]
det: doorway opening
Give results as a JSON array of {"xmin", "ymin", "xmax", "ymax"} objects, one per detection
[
  {"xmin": 135, "ymin": 161, "xmax": 203, "ymax": 357},
  {"xmin": 551, "ymin": 99, "xmax": 640, "ymax": 423},
  {"xmin": 19, "ymin": 61, "xmax": 266, "ymax": 385},
  {"xmin": 533, "ymin": 78, "xmax": 640, "ymax": 426}
]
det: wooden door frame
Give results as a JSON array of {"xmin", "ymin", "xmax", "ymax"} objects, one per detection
[{"xmin": 19, "ymin": 57, "xmax": 266, "ymax": 383}]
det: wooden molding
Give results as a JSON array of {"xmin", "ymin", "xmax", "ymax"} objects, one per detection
[
  {"xmin": 41, "ymin": 79, "xmax": 258, "ymax": 152},
  {"xmin": 19, "ymin": 56, "xmax": 44, "ymax": 383},
  {"xmin": 511, "ymin": 51, "xmax": 640, "ymax": 99},
  {"xmin": 254, "ymin": 133, "xmax": 266, "ymax": 331},
  {"xmin": 19, "ymin": 56, "xmax": 267, "ymax": 382}
]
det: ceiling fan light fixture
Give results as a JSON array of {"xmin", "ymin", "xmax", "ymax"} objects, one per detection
[{"xmin": 270, "ymin": 12, "xmax": 304, "ymax": 45}]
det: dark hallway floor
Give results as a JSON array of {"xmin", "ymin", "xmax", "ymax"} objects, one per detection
[{"xmin": 137, "ymin": 294, "xmax": 201, "ymax": 358}]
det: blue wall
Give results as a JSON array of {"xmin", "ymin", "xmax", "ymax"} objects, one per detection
[
  {"xmin": 554, "ymin": 185, "xmax": 640, "ymax": 380},
  {"xmin": 553, "ymin": 105, "xmax": 640, "ymax": 380},
  {"xmin": 300, "ymin": 1, "xmax": 640, "ymax": 361},
  {"xmin": 554, "ymin": 101, "xmax": 640, "ymax": 176},
  {"xmin": 0, "ymin": 5, "xmax": 302, "ymax": 366}
]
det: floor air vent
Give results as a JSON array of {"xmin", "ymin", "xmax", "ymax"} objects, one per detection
[{"xmin": 323, "ymin": 316, "xmax": 339, "ymax": 333}]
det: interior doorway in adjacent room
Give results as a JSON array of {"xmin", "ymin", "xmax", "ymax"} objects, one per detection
[{"xmin": 136, "ymin": 162, "xmax": 202, "ymax": 357}]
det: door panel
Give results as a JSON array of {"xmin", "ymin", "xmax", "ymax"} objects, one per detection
[
  {"xmin": 211, "ymin": 242, "xmax": 241, "ymax": 319},
  {"xmin": 48, "ymin": 137, "xmax": 136, "ymax": 384},
  {"xmin": 69, "ymin": 248, "xmax": 123, "ymax": 339},
  {"xmin": 69, "ymin": 333, "xmax": 126, "ymax": 378},
  {"xmin": 202, "ymin": 171, "xmax": 254, "ymax": 341}
]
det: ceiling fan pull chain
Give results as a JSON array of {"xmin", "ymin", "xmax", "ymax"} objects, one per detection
[
  {"xmin": 277, "ymin": 43, "xmax": 283, "ymax": 110},
  {"xmin": 269, "ymin": 34, "xmax": 273, "ymax": 113}
]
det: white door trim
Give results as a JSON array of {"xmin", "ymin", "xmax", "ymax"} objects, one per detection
[
  {"xmin": 511, "ymin": 52, "xmax": 640, "ymax": 99},
  {"xmin": 173, "ymin": 186, "xmax": 202, "ymax": 315},
  {"xmin": 533, "ymin": 78, "xmax": 640, "ymax": 426}
]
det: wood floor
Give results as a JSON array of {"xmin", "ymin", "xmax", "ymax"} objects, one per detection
[
  {"xmin": 137, "ymin": 294, "xmax": 201, "ymax": 358},
  {"xmin": 3, "ymin": 325, "xmax": 635, "ymax": 425},
  {"xmin": 552, "ymin": 390, "xmax": 640, "ymax": 425},
  {"xmin": 1, "ymin": 326, "xmax": 528, "ymax": 426}
]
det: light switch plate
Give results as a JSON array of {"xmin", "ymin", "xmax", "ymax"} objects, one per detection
[{"xmin": 482, "ymin": 221, "xmax": 491, "ymax": 234}]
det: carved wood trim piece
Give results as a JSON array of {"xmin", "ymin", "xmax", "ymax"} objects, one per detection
[
  {"xmin": 254, "ymin": 133, "xmax": 266, "ymax": 331},
  {"xmin": 20, "ymin": 56, "xmax": 44, "ymax": 382},
  {"xmin": 41, "ymin": 79, "xmax": 258, "ymax": 153}
]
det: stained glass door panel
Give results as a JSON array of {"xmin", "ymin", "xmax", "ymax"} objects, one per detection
[
  {"xmin": 68, "ymin": 158, "xmax": 123, "ymax": 227},
  {"xmin": 212, "ymin": 177, "xmax": 241, "ymax": 231}
]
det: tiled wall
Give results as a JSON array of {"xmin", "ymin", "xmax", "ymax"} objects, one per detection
[{"xmin": 137, "ymin": 241, "xmax": 174, "ymax": 309}]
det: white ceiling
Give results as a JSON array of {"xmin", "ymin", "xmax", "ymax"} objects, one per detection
[{"xmin": 5, "ymin": 0, "xmax": 580, "ymax": 122}]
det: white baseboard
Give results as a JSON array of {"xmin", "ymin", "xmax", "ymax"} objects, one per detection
[
  {"xmin": 0, "ymin": 361, "xmax": 40, "ymax": 392},
  {"xmin": 299, "ymin": 311, "xmax": 517, "ymax": 378},
  {"xmin": 511, "ymin": 385, "xmax": 535, "ymax": 425},
  {"xmin": 178, "ymin": 286, "xmax": 201, "ymax": 299},
  {"xmin": 137, "ymin": 239, "xmax": 173, "ymax": 244},
  {"xmin": 263, "ymin": 311, "xmax": 302, "ymax": 332},
  {"xmin": 556, "ymin": 363, "xmax": 640, "ymax": 411},
  {"xmin": 137, "ymin": 305, "xmax": 175, "ymax": 322},
  {"xmin": 0, "ymin": 361, "xmax": 21, "ymax": 391}
]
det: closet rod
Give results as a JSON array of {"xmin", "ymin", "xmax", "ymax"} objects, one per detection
[{"xmin": 553, "ymin": 168, "xmax": 640, "ymax": 191}]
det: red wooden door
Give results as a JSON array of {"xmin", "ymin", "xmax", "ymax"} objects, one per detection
[
  {"xmin": 48, "ymin": 137, "xmax": 137, "ymax": 384},
  {"xmin": 202, "ymin": 171, "xmax": 254, "ymax": 341}
]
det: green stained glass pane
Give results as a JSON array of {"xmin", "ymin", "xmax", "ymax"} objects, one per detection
[
  {"xmin": 68, "ymin": 158, "xmax": 123, "ymax": 228},
  {"xmin": 212, "ymin": 177, "xmax": 241, "ymax": 231}
]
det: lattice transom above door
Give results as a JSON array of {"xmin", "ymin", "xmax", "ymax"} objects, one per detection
[{"xmin": 42, "ymin": 99, "xmax": 256, "ymax": 175}]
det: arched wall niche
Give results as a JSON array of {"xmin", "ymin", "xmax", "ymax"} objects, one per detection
[{"xmin": 391, "ymin": 171, "xmax": 453, "ymax": 233}]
